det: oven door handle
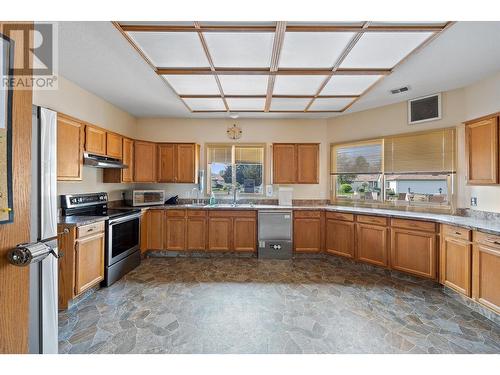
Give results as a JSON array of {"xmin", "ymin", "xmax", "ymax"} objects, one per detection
[{"xmin": 108, "ymin": 213, "xmax": 142, "ymax": 225}]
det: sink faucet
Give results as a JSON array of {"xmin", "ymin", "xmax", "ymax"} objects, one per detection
[{"xmin": 231, "ymin": 186, "xmax": 239, "ymax": 207}]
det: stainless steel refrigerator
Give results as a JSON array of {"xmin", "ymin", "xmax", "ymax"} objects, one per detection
[{"xmin": 28, "ymin": 106, "xmax": 58, "ymax": 353}]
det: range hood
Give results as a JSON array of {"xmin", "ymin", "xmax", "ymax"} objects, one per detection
[{"xmin": 83, "ymin": 152, "xmax": 128, "ymax": 169}]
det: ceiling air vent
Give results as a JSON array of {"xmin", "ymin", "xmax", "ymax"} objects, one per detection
[
  {"xmin": 390, "ymin": 86, "xmax": 409, "ymax": 94},
  {"xmin": 408, "ymin": 93, "xmax": 442, "ymax": 125}
]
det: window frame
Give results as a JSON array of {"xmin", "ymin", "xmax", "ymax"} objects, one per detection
[{"xmin": 206, "ymin": 143, "xmax": 266, "ymax": 197}]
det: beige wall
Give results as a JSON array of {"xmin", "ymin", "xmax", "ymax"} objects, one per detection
[{"xmin": 33, "ymin": 76, "xmax": 138, "ymax": 201}]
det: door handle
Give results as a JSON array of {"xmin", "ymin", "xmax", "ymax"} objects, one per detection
[{"xmin": 7, "ymin": 242, "xmax": 62, "ymax": 267}]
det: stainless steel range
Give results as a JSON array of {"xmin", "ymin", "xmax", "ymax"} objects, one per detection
[{"xmin": 60, "ymin": 192, "xmax": 142, "ymax": 286}]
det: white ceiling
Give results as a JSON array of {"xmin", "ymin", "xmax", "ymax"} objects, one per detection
[{"xmin": 56, "ymin": 21, "xmax": 500, "ymax": 118}]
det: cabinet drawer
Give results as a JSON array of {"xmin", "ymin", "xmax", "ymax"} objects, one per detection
[
  {"xmin": 77, "ymin": 222, "xmax": 105, "ymax": 238},
  {"xmin": 473, "ymin": 231, "xmax": 500, "ymax": 248},
  {"xmin": 187, "ymin": 210, "xmax": 207, "ymax": 217},
  {"xmin": 209, "ymin": 210, "xmax": 257, "ymax": 218},
  {"xmin": 294, "ymin": 210, "xmax": 322, "ymax": 218},
  {"xmin": 166, "ymin": 209, "xmax": 185, "ymax": 217},
  {"xmin": 391, "ymin": 218, "xmax": 436, "ymax": 233},
  {"xmin": 441, "ymin": 224, "xmax": 471, "ymax": 241},
  {"xmin": 326, "ymin": 211, "xmax": 354, "ymax": 222},
  {"xmin": 357, "ymin": 215, "xmax": 387, "ymax": 226}
]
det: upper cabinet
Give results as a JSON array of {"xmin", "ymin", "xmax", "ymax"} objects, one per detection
[
  {"xmin": 57, "ymin": 114, "xmax": 84, "ymax": 181},
  {"xmin": 157, "ymin": 143, "xmax": 200, "ymax": 183},
  {"xmin": 273, "ymin": 143, "xmax": 319, "ymax": 184},
  {"xmin": 466, "ymin": 115, "xmax": 499, "ymax": 185},
  {"xmin": 106, "ymin": 132, "xmax": 123, "ymax": 159},
  {"xmin": 103, "ymin": 137, "xmax": 134, "ymax": 183},
  {"xmin": 134, "ymin": 141, "xmax": 157, "ymax": 183},
  {"xmin": 85, "ymin": 125, "xmax": 107, "ymax": 156}
]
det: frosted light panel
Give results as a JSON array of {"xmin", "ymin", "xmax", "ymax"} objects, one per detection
[
  {"xmin": 308, "ymin": 97, "xmax": 355, "ymax": 111},
  {"xmin": 226, "ymin": 98, "xmax": 266, "ymax": 111},
  {"xmin": 321, "ymin": 75, "xmax": 382, "ymax": 95},
  {"xmin": 340, "ymin": 32, "xmax": 434, "ymax": 69},
  {"xmin": 163, "ymin": 75, "xmax": 220, "ymax": 95},
  {"xmin": 203, "ymin": 32, "xmax": 274, "ymax": 67},
  {"xmin": 279, "ymin": 32, "xmax": 355, "ymax": 68},
  {"xmin": 273, "ymin": 75, "xmax": 327, "ymax": 95},
  {"xmin": 183, "ymin": 98, "xmax": 225, "ymax": 111},
  {"xmin": 128, "ymin": 32, "xmax": 209, "ymax": 67},
  {"xmin": 218, "ymin": 75, "xmax": 269, "ymax": 95},
  {"xmin": 270, "ymin": 98, "xmax": 310, "ymax": 111}
]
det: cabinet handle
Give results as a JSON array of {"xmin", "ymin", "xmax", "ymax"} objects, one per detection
[
  {"xmin": 494, "ymin": 241, "xmax": 500, "ymax": 246},
  {"xmin": 455, "ymin": 231, "xmax": 461, "ymax": 235}
]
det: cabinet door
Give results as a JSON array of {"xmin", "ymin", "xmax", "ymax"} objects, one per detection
[
  {"xmin": 177, "ymin": 144, "xmax": 198, "ymax": 183},
  {"xmin": 106, "ymin": 133, "xmax": 123, "ymax": 159},
  {"xmin": 147, "ymin": 210, "xmax": 164, "ymax": 250},
  {"xmin": 472, "ymin": 243, "xmax": 500, "ymax": 314},
  {"xmin": 294, "ymin": 218, "xmax": 322, "ymax": 252},
  {"xmin": 165, "ymin": 217, "xmax": 186, "ymax": 251},
  {"xmin": 466, "ymin": 117, "xmax": 498, "ymax": 184},
  {"xmin": 273, "ymin": 144, "xmax": 296, "ymax": 184},
  {"xmin": 391, "ymin": 228, "xmax": 436, "ymax": 279},
  {"xmin": 356, "ymin": 223, "xmax": 388, "ymax": 267},
  {"xmin": 296, "ymin": 144, "xmax": 319, "ymax": 184},
  {"xmin": 157, "ymin": 144, "xmax": 176, "ymax": 182},
  {"xmin": 325, "ymin": 219, "xmax": 355, "ymax": 258},
  {"xmin": 74, "ymin": 233, "xmax": 105, "ymax": 295},
  {"xmin": 140, "ymin": 211, "xmax": 148, "ymax": 253},
  {"xmin": 57, "ymin": 114, "xmax": 84, "ymax": 181},
  {"xmin": 186, "ymin": 217, "xmax": 207, "ymax": 250},
  {"xmin": 440, "ymin": 236, "xmax": 472, "ymax": 296},
  {"xmin": 233, "ymin": 217, "xmax": 256, "ymax": 252},
  {"xmin": 85, "ymin": 125, "xmax": 107, "ymax": 155},
  {"xmin": 134, "ymin": 141, "xmax": 156, "ymax": 182},
  {"xmin": 122, "ymin": 138, "xmax": 134, "ymax": 182},
  {"xmin": 208, "ymin": 217, "xmax": 232, "ymax": 251}
]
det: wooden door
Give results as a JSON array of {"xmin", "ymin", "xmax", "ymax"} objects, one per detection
[
  {"xmin": 390, "ymin": 228, "xmax": 436, "ymax": 279},
  {"xmin": 472, "ymin": 242, "xmax": 500, "ymax": 314},
  {"xmin": 106, "ymin": 132, "xmax": 122, "ymax": 159},
  {"xmin": 165, "ymin": 214, "xmax": 186, "ymax": 251},
  {"xmin": 177, "ymin": 143, "xmax": 198, "ymax": 183},
  {"xmin": 233, "ymin": 217, "xmax": 257, "ymax": 252},
  {"xmin": 356, "ymin": 223, "xmax": 388, "ymax": 267},
  {"xmin": 296, "ymin": 143, "xmax": 319, "ymax": 184},
  {"xmin": 440, "ymin": 236, "xmax": 472, "ymax": 296},
  {"xmin": 74, "ymin": 233, "xmax": 105, "ymax": 295},
  {"xmin": 466, "ymin": 117, "xmax": 498, "ymax": 184},
  {"xmin": 85, "ymin": 125, "xmax": 107, "ymax": 155},
  {"xmin": 0, "ymin": 22, "xmax": 33, "ymax": 353},
  {"xmin": 134, "ymin": 141, "xmax": 156, "ymax": 182},
  {"xmin": 325, "ymin": 219, "xmax": 355, "ymax": 258},
  {"xmin": 186, "ymin": 215, "xmax": 207, "ymax": 250},
  {"xmin": 122, "ymin": 138, "xmax": 134, "ymax": 182},
  {"xmin": 294, "ymin": 217, "xmax": 322, "ymax": 253},
  {"xmin": 57, "ymin": 114, "xmax": 84, "ymax": 181},
  {"xmin": 147, "ymin": 210, "xmax": 164, "ymax": 250},
  {"xmin": 208, "ymin": 217, "xmax": 232, "ymax": 251},
  {"xmin": 273, "ymin": 143, "xmax": 296, "ymax": 184},
  {"xmin": 157, "ymin": 143, "xmax": 175, "ymax": 182}
]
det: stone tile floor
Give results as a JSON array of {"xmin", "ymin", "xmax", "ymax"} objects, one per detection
[{"xmin": 59, "ymin": 257, "xmax": 500, "ymax": 354}]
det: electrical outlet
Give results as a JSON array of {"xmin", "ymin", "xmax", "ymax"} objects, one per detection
[{"xmin": 471, "ymin": 197, "xmax": 478, "ymax": 207}]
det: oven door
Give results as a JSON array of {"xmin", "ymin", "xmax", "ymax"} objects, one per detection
[{"xmin": 107, "ymin": 214, "xmax": 141, "ymax": 266}]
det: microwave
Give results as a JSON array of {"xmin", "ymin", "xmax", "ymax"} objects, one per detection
[{"xmin": 125, "ymin": 190, "xmax": 165, "ymax": 206}]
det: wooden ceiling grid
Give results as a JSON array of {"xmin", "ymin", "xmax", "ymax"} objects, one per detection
[{"xmin": 114, "ymin": 21, "xmax": 452, "ymax": 114}]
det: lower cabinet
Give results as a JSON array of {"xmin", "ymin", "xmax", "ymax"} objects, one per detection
[
  {"xmin": 356, "ymin": 222, "xmax": 388, "ymax": 267},
  {"xmin": 233, "ymin": 217, "xmax": 257, "ymax": 251},
  {"xmin": 147, "ymin": 210, "xmax": 165, "ymax": 250},
  {"xmin": 208, "ymin": 217, "xmax": 232, "ymax": 251},
  {"xmin": 325, "ymin": 212, "xmax": 355, "ymax": 258},
  {"xmin": 440, "ymin": 225, "xmax": 472, "ymax": 296},
  {"xmin": 293, "ymin": 211, "xmax": 323, "ymax": 253},
  {"xmin": 165, "ymin": 210, "xmax": 186, "ymax": 251},
  {"xmin": 208, "ymin": 211, "xmax": 257, "ymax": 252},
  {"xmin": 74, "ymin": 232, "xmax": 105, "ymax": 295},
  {"xmin": 472, "ymin": 232, "xmax": 500, "ymax": 314},
  {"xmin": 186, "ymin": 211, "xmax": 207, "ymax": 250}
]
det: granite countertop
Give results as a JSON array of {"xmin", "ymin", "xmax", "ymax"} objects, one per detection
[{"xmin": 58, "ymin": 203, "xmax": 500, "ymax": 236}]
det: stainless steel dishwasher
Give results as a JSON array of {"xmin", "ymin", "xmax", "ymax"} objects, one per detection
[{"xmin": 258, "ymin": 210, "xmax": 293, "ymax": 259}]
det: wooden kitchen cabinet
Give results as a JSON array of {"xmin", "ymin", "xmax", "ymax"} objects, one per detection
[
  {"xmin": 356, "ymin": 221, "xmax": 388, "ymax": 267},
  {"xmin": 472, "ymin": 231, "xmax": 500, "ymax": 314},
  {"xmin": 140, "ymin": 210, "xmax": 148, "ymax": 253},
  {"xmin": 165, "ymin": 210, "xmax": 186, "ymax": 251},
  {"xmin": 208, "ymin": 211, "xmax": 257, "ymax": 252},
  {"xmin": 106, "ymin": 132, "xmax": 123, "ymax": 159},
  {"xmin": 147, "ymin": 209, "xmax": 164, "ymax": 250},
  {"xmin": 293, "ymin": 211, "xmax": 323, "ymax": 253},
  {"xmin": 273, "ymin": 143, "xmax": 320, "ymax": 184},
  {"xmin": 103, "ymin": 138, "xmax": 134, "ymax": 183},
  {"xmin": 134, "ymin": 140, "xmax": 157, "ymax": 182},
  {"xmin": 208, "ymin": 217, "xmax": 232, "ymax": 251},
  {"xmin": 440, "ymin": 225, "xmax": 472, "ymax": 296},
  {"xmin": 85, "ymin": 124, "xmax": 107, "ymax": 155},
  {"xmin": 325, "ymin": 212, "xmax": 355, "ymax": 258},
  {"xmin": 157, "ymin": 143, "xmax": 200, "ymax": 183},
  {"xmin": 186, "ymin": 211, "xmax": 207, "ymax": 250},
  {"xmin": 57, "ymin": 113, "xmax": 84, "ymax": 181},
  {"xmin": 233, "ymin": 217, "xmax": 257, "ymax": 252},
  {"xmin": 465, "ymin": 116, "xmax": 499, "ymax": 185},
  {"xmin": 74, "ymin": 232, "xmax": 105, "ymax": 295}
]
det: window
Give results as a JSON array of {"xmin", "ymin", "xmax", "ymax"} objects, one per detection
[
  {"xmin": 330, "ymin": 128, "xmax": 456, "ymax": 208},
  {"xmin": 207, "ymin": 144, "xmax": 265, "ymax": 195}
]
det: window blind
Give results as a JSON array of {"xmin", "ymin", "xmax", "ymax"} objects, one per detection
[
  {"xmin": 331, "ymin": 141, "xmax": 383, "ymax": 174},
  {"xmin": 384, "ymin": 128, "xmax": 455, "ymax": 174},
  {"xmin": 235, "ymin": 146, "xmax": 264, "ymax": 164},
  {"xmin": 207, "ymin": 146, "xmax": 232, "ymax": 164}
]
